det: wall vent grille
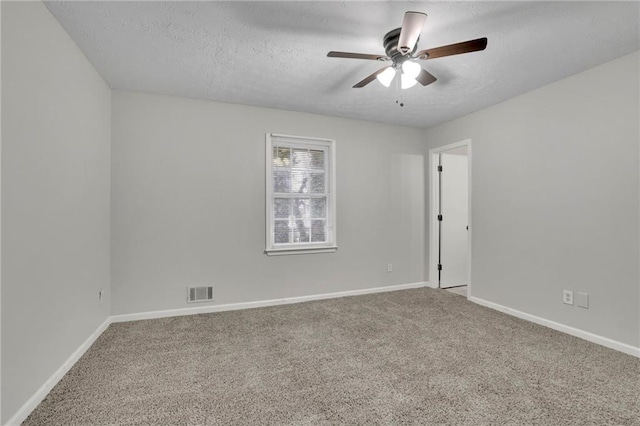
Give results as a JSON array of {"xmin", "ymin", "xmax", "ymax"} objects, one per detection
[{"xmin": 187, "ymin": 286, "xmax": 213, "ymax": 303}]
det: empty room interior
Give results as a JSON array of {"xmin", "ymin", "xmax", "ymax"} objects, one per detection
[{"xmin": 1, "ymin": 1, "xmax": 639, "ymax": 425}]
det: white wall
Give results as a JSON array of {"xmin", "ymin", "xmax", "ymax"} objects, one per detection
[
  {"xmin": 1, "ymin": 2, "xmax": 111, "ymax": 422},
  {"xmin": 0, "ymin": 2, "xmax": 4, "ymax": 421},
  {"xmin": 111, "ymin": 90, "xmax": 426, "ymax": 315},
  {"xmin": 425, "ymin": 51, "xmax": 639, "ymax": 347}
]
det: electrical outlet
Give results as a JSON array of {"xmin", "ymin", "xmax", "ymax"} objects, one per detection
[
  {"xmin": 387, "ymin": 263, "xmax": 393, "ymax": 273},
  {"xmin": 98, "ymin": 290, "xmax": 104, "ymax": 304},
  {"xmin": 563, "ymin": 290, "xmax": 573, "ymax": 305},
  {"xmin": 575, "ymin": 292, "xmax": 589, "ymax": 309}
]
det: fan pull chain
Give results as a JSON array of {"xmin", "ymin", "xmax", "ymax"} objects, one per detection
[{"xmin": 395, "ymin": 72, "xmax": 404, "ymax": 107}]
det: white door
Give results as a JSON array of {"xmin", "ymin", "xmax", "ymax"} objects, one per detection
[{"xmin": 439, "ymin": 152, "xmax": 469, "ymax": 288}]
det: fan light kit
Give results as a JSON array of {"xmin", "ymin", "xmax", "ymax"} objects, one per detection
[{"xmin": 327, "ymin": 11, "xmax": 488, "ymax": 106}]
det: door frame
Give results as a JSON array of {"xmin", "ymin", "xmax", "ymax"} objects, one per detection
[{"xmin": 428, "ymin": 139, "xmax": 472, "ymax": 296}]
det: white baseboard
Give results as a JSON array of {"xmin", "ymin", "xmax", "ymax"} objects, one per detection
[
  {"xmin": 111, "ymin": 281, "xmax": 430, "ymax": 323},
  {"xmin": 5, "ymin": 317, "xmax": 112, "ymax": 426},
  {"xmin": 468, "ymin": 296, "xmax": 640, "ymax": 358}
]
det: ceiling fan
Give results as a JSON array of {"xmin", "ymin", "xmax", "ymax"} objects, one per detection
[{"xmin": 327, "ymin": 11, "xmax": 487, "ymax": 90}]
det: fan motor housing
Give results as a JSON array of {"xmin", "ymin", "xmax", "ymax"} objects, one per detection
[{"xmin": 383, "ymin": 28, "xmax": 417, "ymax": 63}]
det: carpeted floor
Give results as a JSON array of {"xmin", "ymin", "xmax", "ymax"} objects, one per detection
[{"xmin": 25, "ymin": 288, "xmax": 639, "ymax": 425}]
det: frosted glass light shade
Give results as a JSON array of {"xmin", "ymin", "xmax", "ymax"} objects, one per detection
[
  {"xmin": 402, "ymin": 61, "xmax": 421, "ymax": 79},
  {"xmin": 376, "ymin": 67, "xmax": 396, "ymax": 87},
  {"xmin": 401, "ymin": 73, "xmax": 418, "ymax": 89}
]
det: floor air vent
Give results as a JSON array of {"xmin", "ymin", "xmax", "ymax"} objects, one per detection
[{"xmin": 187, "ymin": 286, "xmax": 213, "ymax": 303}]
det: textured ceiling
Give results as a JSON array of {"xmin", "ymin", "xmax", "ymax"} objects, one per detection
[{"xmin": 45, "ymin": 1, "xmax": 639, "ymax": 128}]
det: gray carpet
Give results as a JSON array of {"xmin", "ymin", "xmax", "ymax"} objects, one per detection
[{"xmin": 24, "ymin": 288, "xmax": 639, "ymax": 425}]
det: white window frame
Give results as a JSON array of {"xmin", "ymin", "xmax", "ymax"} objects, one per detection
[{"xmin": 265, "ymin": 133, "xmax": 337, "ymax": 256}]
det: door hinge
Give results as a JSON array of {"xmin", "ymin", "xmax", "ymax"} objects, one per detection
[
  {"xmin": 437, "ymin": 165, "xmax": 443, "ymax": 172},
  {"xmin": 438, "ymin": 264, "xmax": 442, "ymax": 271},
  {"xmin": 437, "ymin": 214, "xmax": 443, "ymax": 221}
]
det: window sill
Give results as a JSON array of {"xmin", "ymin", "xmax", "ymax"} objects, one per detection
[{"xmin": 265, "ymin": 246, "xmax": 338, "ymax": 256}]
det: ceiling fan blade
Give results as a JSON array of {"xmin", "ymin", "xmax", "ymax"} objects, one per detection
[
  {"xmin": 398, "ymin": 11, "xmax": 428, "ymax": 55},
  {"xmin": 353, "ymin": 66, "xmax": 392, "ymax": 88},
  {"xmin": 416, "ymin": 68, "xmax": 437, "ymax": 86},
  {"xmin": 327, "ymin": 51, "xmax": 389, "ymax": 61},
  {"xmin": 417, "ymin": 37, "xmax": 488, "ymax": 60}
]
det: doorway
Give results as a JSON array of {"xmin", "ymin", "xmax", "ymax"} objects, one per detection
[{"xmin": 429, "ymin": 140, "xmax": 471, "ymax": 295}]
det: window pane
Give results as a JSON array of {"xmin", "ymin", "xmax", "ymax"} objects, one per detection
[
  {"xmin": 292, "ymin": 222, "xmax": 310, "ymax": 243},
  {"xmin": 273, "ymin": 147, "xmax": 291, "ymax": 168},
  {"xmin": 311, "ymin": 220, "xmax": 326, "ymax": 242},
  {"xmin": 310, "ymin": 173, "xmax": 325, "ymax": 193},
  {"xmin": 274, "ymin": 220, "xmax": 290, "ymax": 244},
  {"xmin": 311, "ymin": 198, "xmax": 326, "ymax": 218},
  {"xmin": 273, "ymin": 170, "xmax": 291, "ymax": 193},
  {"xmin": 292, "ymin": 148, "xmax": 311, "ymax": 169},
  {"xmin": 292, "ymin": 198, "xmax": 310, "ymax": 243},
  {"xmin": 293, "ymin": 198, "xmax": 310, "ymax": 220},
  {"xmin": 291, "ymin": 170, "xmax": 308, "ymax": 194},
  {"xmin": 274, "ymin": 198, "xmax": 291, "ymax": 219},
  {"xmin": 310, "ymin": 150, "xmax": 324, "ymax": 169}
]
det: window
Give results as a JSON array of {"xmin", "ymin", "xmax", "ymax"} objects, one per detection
[{"xmin": 265, "ymin": 134, "xmax": 337, "ymax": 255}]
